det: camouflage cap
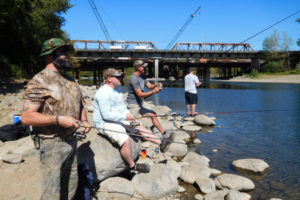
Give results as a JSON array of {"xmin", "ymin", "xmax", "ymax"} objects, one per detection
[
  {"xmin": 103, "ymin": 68, "xmax": 123, "ymax": 79},
  {"xmin": 40, "ymin": 38, "xmax": 74, "ymax": 56}
]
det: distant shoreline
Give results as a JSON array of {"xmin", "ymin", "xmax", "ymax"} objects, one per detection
[{"xmin": 216, "ymin": 74, "xmax": 300, "ymax": 84}]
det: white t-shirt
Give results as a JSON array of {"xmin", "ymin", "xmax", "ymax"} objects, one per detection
[{"xmin": 184, "ymin": 73, "xmax": 200, "ymax": 94}]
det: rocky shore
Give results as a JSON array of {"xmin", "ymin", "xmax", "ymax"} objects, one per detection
[{"xmin": 0, "ymin": 81, "xmax": 281, "ymax": 200}]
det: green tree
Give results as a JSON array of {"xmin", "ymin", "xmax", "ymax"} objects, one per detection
[
  {"xmin": 262, "ymin": 30, "xmax": 292, "ymax": 72},
  {"xmin": 0, "ymin": 0, "xmax": 72, "ymax": 77}
]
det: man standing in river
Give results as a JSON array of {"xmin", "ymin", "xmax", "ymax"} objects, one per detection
[
  {"xmin": 184, "ymin": 67, "xmax": 202, "ymax": 116},
  {"xmin": 21, "ymin": 38, "xmax": 90, "ymax": 200}
]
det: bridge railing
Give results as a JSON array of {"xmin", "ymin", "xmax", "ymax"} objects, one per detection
[
  {"xmin": 171, "ymin": 42, "xmax": 253, "ymax": 52},
  {"xmin": 72, "ymin": 40, "xmax": 157, "ymax": 50}
]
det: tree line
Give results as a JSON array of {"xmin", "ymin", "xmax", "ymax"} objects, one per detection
[
  {"xmin": 261, "ymin": 18, "xmax": 300, "ymax": 73},
  {"xmin": 0, "ymin": 0, "xmax": 72, "ymax": 78}
]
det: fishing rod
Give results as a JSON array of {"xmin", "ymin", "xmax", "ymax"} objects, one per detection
[
  {"xmin": 136, "ymin": 108, "xmax": 300, "ymax": 119},
  {"xmin": 78, "ymin": 122, "xmax": 187, "ymax": 145}
]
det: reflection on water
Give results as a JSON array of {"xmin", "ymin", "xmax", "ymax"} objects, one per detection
[
  {"xmin": 91, "ymin": 80, "xmax": 300, "ymax": 199},
  {"xmin": 146, "ymin": 81, "xmax": 300, "ymax": 200}
]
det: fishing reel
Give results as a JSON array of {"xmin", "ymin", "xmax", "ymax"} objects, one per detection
[
  {"xmin": 130, "ymin": 121, "xmax": 141, "ymax": 127},
  {"xmin": 73, "ymin": 131, "xmax": 86, "ymax": 140}
]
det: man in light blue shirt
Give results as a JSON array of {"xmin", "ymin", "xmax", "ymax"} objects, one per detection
[{"xmin": 94, "ymin": 68, "xmax": 173, "ymax": 173}]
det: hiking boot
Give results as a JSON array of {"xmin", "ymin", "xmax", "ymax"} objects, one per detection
[
  {"xmin": 160, "ymin": 133, "xmax": 174, "ymax": 153},
  {"xmin": 131, "ymin": 163, "xmax": 150, "ymax": 173}
]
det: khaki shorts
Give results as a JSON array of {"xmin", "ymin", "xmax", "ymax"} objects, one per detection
[{"xmin": 102, "ymin": 121, "xmax": 130, "ymax": 147}]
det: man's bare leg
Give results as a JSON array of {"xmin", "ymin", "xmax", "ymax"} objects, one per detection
[
  {"xmin": 192, "ymin": 104, "xmax": 196, "ymax": 116},
  {"xmin": 148, "ymin": 112, "xmax": 165, "ymax": 134},
  {"xmin": 138, "ymin": 126, "xmax": 161, "ymax": 145},
  {"xmin": 186, "ymin": 104, "xmax": 191, "ymax": 115},
  {"xmin": 120, "ymin": 138, "xmax": 135, "ymax": 168}
]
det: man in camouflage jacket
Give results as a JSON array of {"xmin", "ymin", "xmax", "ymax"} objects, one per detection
[{"xmin": 21, "ymin": 38, "xmax": 91, "ymax": 200}]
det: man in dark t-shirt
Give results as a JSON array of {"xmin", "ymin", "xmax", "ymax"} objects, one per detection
[{"xmin": 127, "ymin": 59, "xmax": 169, "ymax": 137}]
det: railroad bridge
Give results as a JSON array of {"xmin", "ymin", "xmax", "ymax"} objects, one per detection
[{"xmin": 72, "ymin": 40, "xmax": 264, "ymax": 83}]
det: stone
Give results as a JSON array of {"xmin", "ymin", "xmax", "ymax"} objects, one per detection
[
  {"xmin": 99, "ymin": 177, "xmax": 134, "ymax": 197},
  {"xmin": 195, "ymin": 177, "xmax": 216, "ymax": 194},
  {"xmin": 194, "ymin": 194, "xmax": 204, "ymax": 200},
  {"xmin": 225, "ymin": 189, "xmax": 251, "ymax": 200},
  {"xmin": 209, "ymin": 168, "xmax": 222, "ymax": 176},
  {"xmin": 193, "ymin": 138, "xmax": 202, "ymax": 144},
  {"xmin": 168, "ymin": 138, "xmax": 188, "ymax": 157},
  {"xmin": 132, "ymin": 164, "xmax": 178, "ymax": 199},
  {"xmin": 177, "ymin": 186, "xmax": 185, "ymax": 193},
  {"xmin": 152, "ymin": 105, "xmax": 172, "ymax": 116},
  {"xmin": 215, "ymin": 173, "xmax": 255, "ymax": 191},
  {"xmin": 77, "ymin": 133, "xmax": 140, "ymax": 181},
  {"xmin": 232, "ymin": 158, "xmax": 269, "ymax": 173},
  {"xmin": 205, "ymin": 190, "xmax": 229, "ymax": 200},
  {"xmin": 180, "ymin": 165, "xmax": 211, "ymax": 184},
  {"xmin": 182, "ymin": 152, "xmax": 210, "ymax": 167},
  {"xmin": 166, "ymin": 159, "xmax": 182, "ymax": 178},
  {"xmin": 194, "ymin": 114, "xmax": 216, "ymax": 126},
  {"xmin": 182, "ymin": 125, "xmax": 202, "ymax": 132},
  {"xmin": 2, "ymin": 153, "xmax": 23, "ymax": 164}
]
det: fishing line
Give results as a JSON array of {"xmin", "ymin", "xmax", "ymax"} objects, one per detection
[
  {"xmin": 79, "ymin": 122, "xmax": 187, "ymax": 145},
  {"xmin": 226, "ymin": 10, "xmax": 300, "ymax": 52},
  {"xmin": 136, "ymin": 108, "xmax": 300, "ymax": 119}
]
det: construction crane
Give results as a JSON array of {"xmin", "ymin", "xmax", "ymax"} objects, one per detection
[
  {"xmin": 88, "ymin": 0, "xmax": 112, "ymax": 41},
  {"xmin": 165, "ymin": 6, "xmax": 201, "ymax": 50}
]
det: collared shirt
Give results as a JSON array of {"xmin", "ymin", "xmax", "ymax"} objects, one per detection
[
  {"xmin": 93, "ymin": 84, "xmax": 129, "ymax": 129},
  {"xmin": 23, "ymin": 68, "xmax": 82, "ymax": 137},
  {"xmin": 184, "ymin": 73, "xmax": 200, "ymax": 94},
  {"xmin": 127, "ymin": 73, "xmax": 149, "ymax": 106}
]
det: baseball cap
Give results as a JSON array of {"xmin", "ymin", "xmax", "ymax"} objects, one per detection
[
  {"xmin": 103, "ymin": 68, "xmax": 123, "ymax": 79},
  {"xmin": 41, "ymin": 38, "xmax": 74, "ymax": 56},
  {"xmin": 133, "ymin": 60, "xmax": 148, "ymax": 69}
]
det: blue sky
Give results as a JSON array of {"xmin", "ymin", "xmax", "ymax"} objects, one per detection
[{"xmin": 62, "ymin": 0, "xmax": 300, "ymax": 51}]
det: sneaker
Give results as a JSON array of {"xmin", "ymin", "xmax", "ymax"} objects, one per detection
[
  {"xmin": 160, "ymin": 133, "xmax": 174, "ymax": 153},
  {"xmin": 131, "ymin": 163, "xmax": 150, "ymax": 173}
]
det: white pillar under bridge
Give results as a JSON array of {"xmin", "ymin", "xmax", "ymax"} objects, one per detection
[{"xmin": 154, "ymin": 59, "xmax": 159, "ymax": 84}]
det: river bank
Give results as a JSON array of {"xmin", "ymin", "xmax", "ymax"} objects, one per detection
[{"xmin": 220, "ymin": 74, "xmax": 300, "ymax": 84}]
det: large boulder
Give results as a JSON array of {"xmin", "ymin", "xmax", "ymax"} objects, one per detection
[
  {"xmin": 99, "ymin": 177, "xmax": 134, "ymax": 197},
  {"xmin": 215, "ymin": 173, "xmax": 255, "ymax": 191},
  {"xmin": 132, "ymin": 164, "xmax": 178, "ymax": 199},
  {"xmin": 77, "ymin": 133, "xmax": 140, "ymax": 181},
  {"xmin": 232, "ymin": 158, "xmax": 269, "ymax": 173},
  {"xmin": 194, "ymin": 114, "xmax": 216, "ymax": 126}
]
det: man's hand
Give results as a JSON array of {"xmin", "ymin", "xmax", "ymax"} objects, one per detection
[
  {"xmin": 157, "ymin": 82, "xmax": 163, "ymax": 89},
  {"xmin": 153, "ymin": 87, "xmax": 161, "ymax": 94},
  {"xmin": 126, "ymin": 113, "xmax": 135, "ymax": 121},
  {"xmin": 80, "ymin": 121, "xmax": 91, "ymax": 134},
  {"xmin": 58, "ymin": 116, "xmax": 80, "ymax": 129}
]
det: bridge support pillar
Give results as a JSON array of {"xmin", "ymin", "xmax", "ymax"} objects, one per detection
[
  {"xmin": 251, "ymin": 58, "xmax": 260, "ymax": 71},
  {"xmin": 154, "ymin": 59, "xmax": 159, "ymax": 84}
]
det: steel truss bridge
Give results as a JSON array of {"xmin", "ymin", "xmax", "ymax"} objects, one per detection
[{"xmin": 70, "ymin": 40, "xmax": 297, "ymax": 83}]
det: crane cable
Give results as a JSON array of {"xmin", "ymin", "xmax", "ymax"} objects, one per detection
[{"xmin": 226, "ymin": 10, "xmax": 300, "ymax": 52}]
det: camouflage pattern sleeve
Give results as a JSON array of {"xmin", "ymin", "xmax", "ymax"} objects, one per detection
[{"xmin": 23, "ymin": 78, "xmax": 49, "ymax": 104}]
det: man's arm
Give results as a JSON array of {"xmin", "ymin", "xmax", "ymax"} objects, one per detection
[
  {"xmin": 21, "ymin": 100, "xmax": 79, "ymax": 129},
  {"xmin": 196, "ymin": 82, "xmax": 202, "ymax": 87},
  {"xmin": 146, "ymin": 82, "xmax": 163, "ymax": 89}
]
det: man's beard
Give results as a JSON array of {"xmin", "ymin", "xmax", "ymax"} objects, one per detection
[{"xmin": 53, "ymin": 57, "xmax": 73, "ymax": 73}]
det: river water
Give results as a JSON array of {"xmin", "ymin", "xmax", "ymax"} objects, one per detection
[{"xmin": 117, "ymin": 80, "xmax": 300, "ymax": 199}]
